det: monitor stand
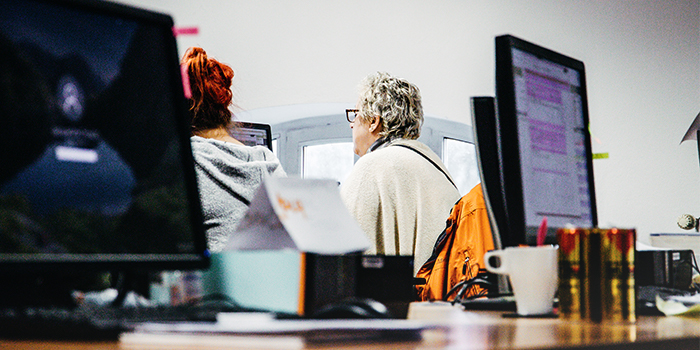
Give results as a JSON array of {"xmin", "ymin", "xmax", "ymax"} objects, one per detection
[{"xmin": 109, "ymin": 270, "xmax": 152, "ymax": 307}]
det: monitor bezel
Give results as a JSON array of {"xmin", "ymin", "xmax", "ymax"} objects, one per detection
[
  {"xmin": 495, "ymin": 34, "xmax": 598, "ymax": 247},
  {"xmin": 0, "ymin": 0, "xmax": 209, "ymax": 273}
]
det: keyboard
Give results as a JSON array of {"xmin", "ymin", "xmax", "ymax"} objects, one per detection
[{"xmin": 0, "ymin": 304, "xmax": 206, "ymax": 340}]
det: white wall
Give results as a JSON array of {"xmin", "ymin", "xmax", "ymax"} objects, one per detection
[{"xmin": 114, "ymin": 0, "xmax": 700, "ymax": 243}]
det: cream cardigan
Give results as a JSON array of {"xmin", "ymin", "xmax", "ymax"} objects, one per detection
[{"xmin": 340, "ymin": 139, "xmax": 461, "ymax": 273}]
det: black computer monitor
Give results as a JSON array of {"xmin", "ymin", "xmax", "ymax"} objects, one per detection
[
  {"xmin": 0, "ymin": 0, "xmax": 208, "ymax": 306},
  {"xmin": 230, "ymin": 122, "xmax": 273, "ymax": 151},
  {"xmin": 492, "ymin": 35, "xmax": 598, "ymax": 247},
  {"xmin": 471, "ymin": 96, "xmax": 508, "ymax": 250}
]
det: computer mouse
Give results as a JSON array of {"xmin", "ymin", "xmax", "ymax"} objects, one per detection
[
  {"xmin": 312, "ymin": 298, "xmax": 393, "ymax": 319},
  {"xmin": 187, "ymin": 296, "xmax": 245, "ymax": 321}
]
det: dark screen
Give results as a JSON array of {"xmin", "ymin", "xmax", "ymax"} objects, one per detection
[{"xmin": 0, "ymin": 0, "xmax": 207, "ymax": 267}]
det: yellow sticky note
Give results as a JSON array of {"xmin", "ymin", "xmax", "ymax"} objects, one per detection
[{"xmin": 592, "ymin": 153, "xmax": 609, "ymax": 159}]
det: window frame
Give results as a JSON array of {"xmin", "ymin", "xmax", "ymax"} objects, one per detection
[{"xmin": 270, "ymin": 113, "xmax": 477, "ymax": 195}]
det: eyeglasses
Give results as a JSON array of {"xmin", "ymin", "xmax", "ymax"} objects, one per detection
[{"xmin": 345, "ymin": 109, "xmax": 359, "ymax": 123}]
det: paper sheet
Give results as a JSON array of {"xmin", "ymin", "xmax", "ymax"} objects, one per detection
[
  {"xmin": 226, "ymin": 177, "xmax": 370, "ymax": 254},
  {"xmin": 132, "ymin": 317, "xmax": 431, "ymax": 334},
  {"xmin": 655, "ymin": 294, "xmax": 700, "ymax": 317}
]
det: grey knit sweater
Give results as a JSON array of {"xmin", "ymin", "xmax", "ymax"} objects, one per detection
[{"xmin": 190, "ymin": 136, "xmax": 286, "ymax": 252}]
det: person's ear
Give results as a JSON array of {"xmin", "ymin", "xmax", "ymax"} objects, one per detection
[{"xmin": 369, "ymin": 116, "xmax": 381, "ymax": 133}]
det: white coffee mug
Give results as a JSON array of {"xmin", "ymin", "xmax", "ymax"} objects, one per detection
[{"xmin": 484, "ymin": 245, "xmax": 558, "ymax": 315}]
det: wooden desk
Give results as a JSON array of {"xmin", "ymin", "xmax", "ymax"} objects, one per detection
[
  {"xmin": 410, "ymin": 302, "xmax": 700, "ymax": 350},
  {"xmin": 1, "ymin": 303, "xmax": 699, "ymax": 350}
]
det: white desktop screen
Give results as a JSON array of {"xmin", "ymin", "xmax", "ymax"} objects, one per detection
[{"xmin": 511, "ymin": 47, "xmax": 594, "ymax": 231}]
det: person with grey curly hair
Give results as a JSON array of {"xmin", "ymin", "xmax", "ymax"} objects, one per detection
[{"xmin": 341, "ymin": 72, "xmax": 461, "ymax": 274}]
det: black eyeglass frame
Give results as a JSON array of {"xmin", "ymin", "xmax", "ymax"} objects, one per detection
[{"xmin": 345, "ymin": 109, "xmax": 359, "ymax": 123}]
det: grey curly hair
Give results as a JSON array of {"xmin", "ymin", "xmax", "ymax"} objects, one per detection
[{"xmin": 357, "ymin": 72, "xmax": 423, "ymax": 140}]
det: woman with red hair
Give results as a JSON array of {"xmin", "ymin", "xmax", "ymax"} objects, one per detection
[{"xmin": 181, "ymin": 47, "xmax": 285, "ymax": 252}]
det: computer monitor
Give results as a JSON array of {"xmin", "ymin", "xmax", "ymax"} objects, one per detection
[
  {"xmin": 492, "ymin": 34, "xmax": 598, "ymax": 247},
  {"xmin": 229, "ymin": 122, "xmax": 273, "ymax": 150},
  {"xmin": 470, "ymin": 96, "xmax": 507, "ymax": 250},
  {"xmin": 0, "ymin": 0, "xmax": 208, "ymax": 306}
]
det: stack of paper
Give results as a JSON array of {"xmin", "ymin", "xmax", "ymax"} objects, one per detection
[{"xmin": 120, "ymin": 313, "xmax": 433, "ymax": 349}]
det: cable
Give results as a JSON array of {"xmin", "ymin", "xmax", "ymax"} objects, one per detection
[
  {"xmin": 691, "ymin": 253, "xmax": 700, "ymax": 275},
  {"xmin": 443, "ymin": 257, "xmax": 475, "ymax": 304},
  {"xmin": 445, "ymin": 277, "xmax": 492, "ymax": 305},
  {"xmin": 464, "ymin": 289, "xmax": 490, "ymax": 301}
]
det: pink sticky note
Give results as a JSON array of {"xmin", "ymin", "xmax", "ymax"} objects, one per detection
[
  {"xmin": 172, "ymin": 26, "xmax": 199, "ymax": 37},
  {"xmin": 180, "ymin": 64, "xmax": 191, "ymax": 99}
]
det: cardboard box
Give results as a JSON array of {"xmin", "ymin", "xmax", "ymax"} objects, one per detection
[{"xmin": 201, "ymin": 178, "xmax": 369, "ymax": 315}]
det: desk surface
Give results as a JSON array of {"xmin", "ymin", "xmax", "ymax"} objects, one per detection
[{"xmin": 2, "ymin": 303, "xmax": 699, "ymax": 350}]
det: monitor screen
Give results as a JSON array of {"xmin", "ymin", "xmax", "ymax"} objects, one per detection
[
  {"xmin": 494, "ymin": 35, "xmax": 597, "ymax": 246},
  {"xmin": 0, "ymin": 0, "xmax": 208, "ymax": 276},
  {"xmin": 229, "ymin": 122, "xmax": 273, "ymax": 150}
]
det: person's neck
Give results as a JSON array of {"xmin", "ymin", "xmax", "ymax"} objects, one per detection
[
  {"xmin": 194, "ymin": 127, "xmax": 243, "ymax": 145},
  {"xmin": 368, "ymin": 135, "xmax": 397, "ymax": 153}
]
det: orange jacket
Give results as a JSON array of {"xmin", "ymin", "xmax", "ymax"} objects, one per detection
[{"xmin": 415, "ymin": 183, "xmax": 495, "ymax": 301}]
